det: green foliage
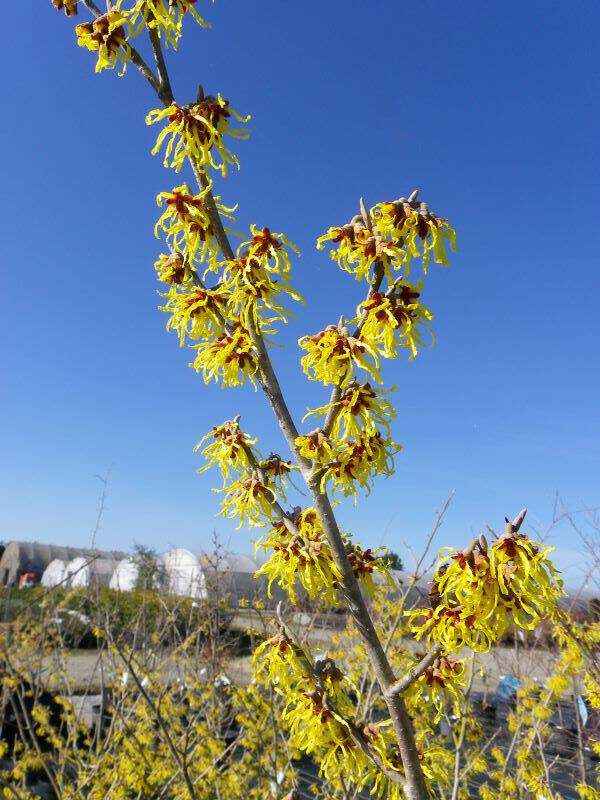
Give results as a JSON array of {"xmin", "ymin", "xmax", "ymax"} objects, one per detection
[
  {"xmin": 386, "ymin": 550, "xmax": 404, "ymax": 571},
  {"xmin": 132, "ymin": 543, "xmax": 168, "ymax": 592},
  {"xmin": 0, "ymin": 586, "xmax": 232, "ymax": 648}
]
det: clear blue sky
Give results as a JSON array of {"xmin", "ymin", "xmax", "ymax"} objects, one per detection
[{"xmin": 1, "ymin": 1, "xmax": 598, "ymax": 587}]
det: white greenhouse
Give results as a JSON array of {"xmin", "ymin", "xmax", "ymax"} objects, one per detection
[
  {"xmin": 109, "ymin": 558, "xmax": 139, "ymax": 591},
  {"xmin": 41, "ymin": 558, "xmax": 69, "ymax": 588},
  {"xmin": 109, "ymin": 556, "xmax": 166, "ymax": 592},
  {"xmin": 67, "ymin": 555, "xmax": 124, "ymax": 589},
  {"xmin": 163, "ymin": 549, "xmax": 270, "ymax": 604}
]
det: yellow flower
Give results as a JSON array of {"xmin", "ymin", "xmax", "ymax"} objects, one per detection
[
  {"xmin": 585, "ymin": 673, "xmax": 600, "ymax": 710},
  {"xmin": 319, "ymin": 430, "xmax": 401, "ymax": 499},
  {"xmin": 217, "ymin": 474, "xmax": 277, "ymax": 528},
  {"xmin": 190, "ymin": 321, "xmax": 257, "ymax": 388},
  {"xmin": 146, "ymin": 96, "xmax": 250, "ymax": 175},
  {"xmin": 317, "ymin": 219, "xmax": 405, "ymax": 283},
  {"xmin": 577, "ymin": 784, "xmax": 600, "ymax": 800},
  {"xmin": 408, "ymin": 604, "xmax": 495, "ymax": 653},
  {"xmin": 161, "ymin": 284, "xmax": 229, "ymax": 344},
  {"xmin": 489, "ymin": 533, "xmax": 562, "ymax": 618},
  {"xmin": 194, "ymin": 418, "xmax": 259, "ymax": 480},
  {"xmin": 217, "ymin": 253, "xmax": 303, "ymax": 325},
  {"xmin": 302, "ymin": 381, "xmax": 396, "ymax": 440},
  {"xmin": 371, "ymin": 198, "xmax": 457, "ymax": 275},
  {"xmin": 238, "ymin": 225, "xmax": 299, "ymax": 275},
  {"xmin": 256, "ymin": 508, "xmax": 343, "ymax": 605},
  {"xmin": 409, "ymin": 655, "xmax": 468, "ymax": 722},
  {"xmin": 256, "ymin": 508, "xmax": 390, "ymax": 606},
  {"xmin": 257, "ymin": 453, "xmax": 298, "ymax": 495},
  {"xmin": 255, "ymin": 635, "xmax": 362, "ymax": 767},
  {"xmin": 154, "ymin": 250, "xmax": 195, "ymax": 285},
  {"xmin": 154, "ymin": 184, "xmax": 235, "ymax": 263},
  {"xmin": 318, "ymin": 197, "xmax": 457, "ymax": 282},
  {"xmin": 75, "ymin": 7, "xmax": 130, "ymax": 74},
  {"xmin": 282, "ymin": 690, "xmax": 353, "ymax": 758},
  {"xmin": 346, "ymin": 543, "xmax": 391, "ymax": 597},
  {"xmin": 128, "ymin": 0, "xmax": 211, "ymax": 49},
  {"xmin": 299, "ymin": 325, "xmax": 381, "ymax": 387},
  {"xmin": 52, "ymin": 0, "xmax": 77, "ymax": 16},
  {"xmin": 253, "ymin": 632, "xmax": 313, "ymax": 692},
  {"xmin": 356, "ymin": 283, "xmax": 434, "ymax": 359},
  {"xmin": 295, "ymin": 429, "xmax": 335, "ymax": 464}
]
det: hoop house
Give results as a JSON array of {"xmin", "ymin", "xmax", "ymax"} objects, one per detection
[
  {"xmin": 164, "ymin": 549, "xmax": 267, "ymax": 604},
  {"xmin": 41, "ymin": 558, "xmax": 69, "ymax": 588},
  {"xmin": 67, "ymin": 556, "xmax": 124, "ymax": 589},
  {"xmin": 0, "ymin": 542, "xmax": 97, "ymax": 588},
  {"xmin": 109, "ymin": 556, "xmax": 166, "ymax": 592},
  {"xmin": 163, "ymin": 549, "xmax": 207, "ymax": 599}
]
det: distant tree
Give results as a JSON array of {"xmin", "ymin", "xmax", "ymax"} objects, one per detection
[
  {"xmin": 132, "ymin": 544, "xmax": 168, "ymax": 592},
  {"xmin": 386, "ymin": 551, "xmax": 404, "ymax": 571}
]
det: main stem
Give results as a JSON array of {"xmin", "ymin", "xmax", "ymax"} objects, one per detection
[{"xmin": 138, "ymin": 26, "xmax": 429, "ymax": 800}]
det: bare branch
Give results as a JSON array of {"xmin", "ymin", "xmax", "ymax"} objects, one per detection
[{"xmin": 386, "ymin": 650, "xmax": 440, "ymax": 698}]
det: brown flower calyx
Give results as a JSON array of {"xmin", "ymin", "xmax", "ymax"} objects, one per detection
[
  {"xmin": 76, "ymin": 13, "xmax": 127, "ymax": 53},
  {"xmin": 162, "ymin": 251, "xmax": 188, "ymax": 284}
]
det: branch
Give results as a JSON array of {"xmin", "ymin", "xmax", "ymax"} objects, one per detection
[
  {"xmin": 148, "ymin": 25, "xmax": 174, "ymax": 105},
  {"xmin": 386, "ymin": 649, "xmax": 441, "ymax": 699}
]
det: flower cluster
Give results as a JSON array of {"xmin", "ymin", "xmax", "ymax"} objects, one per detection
[
  {"xmin": 303, "ymin": 381, "xmax": 396, "ymax": 440},
  {"xmin": 356, "ymin": 283, "xmax": 434, "ymax": 359},
  {"xmin": 255, "ymin": 636, "xmax": 405, "ymax": 798},
  {"xmin": 307, "ymin": 195, "xmax": 456, "ymax": 435},
  {"xmin": 154, "ymin": 184, "xmax": 235, "ymax": 263},
  {"xmin": 317, "ymin": 219, "xmax": 404, "ymax": 283},
  {"xmin": 239, "ymin": 225, "xmax": 297, "ymax": 274},
  {"xmin": 408, "ymin": 531, "xmax": 562, "ymax": 653},
  {"xmin": 299, "ymin": 324, "xmax": 381, "ymax": 387},
  {"xmin": 255, "ymin": 508, "xmax": 343, "ymax": 604},
  {"xmin": 154, "ymin": 250, "xmax": 192, "ymax": 285},
  {"xmin": 75, "ymin": 7, "xmax": 131, "ymax": 73},
  {"xmin": 154, "ymin": 202, "xmax": 299, "ymax": 385},
  {"xmin": 257, "ymin": 453, "xmax": 296, "ymax": 494},
  {"xmin": 409, "ymin": 654, "xmax": 467, "ymax": 722},
  {"xmin": 65, "ymin": 0, "xmax": 212, "ymax": 60},
  {"xmin": 256, "ymin": 507, "xmax": 390, "ymax": 605},
  {"xmin": 194, "ymin": 418, "xmax": 258, "ymax": 479},
  {"xmin": 210, "ymin": 227, "xmax": 302, "ymax": 325},
  {"xmin": 217, "ymin": 474, "xmax": 277, "ymax": 528},
  {"xmin": 191, "ymin": 321, "xmax": 258, "ymax": 387},
  {"xmin": 318, "ymin": 196, "xmax": 456, "ymax": 283},
  {"xmin": 147, "ymin": 96, "xmax": 250, "ymax": 174},
  {"xmin": 319, "ymin": 430, "xmax": 401, "ymax": 500},
  {"xmin": 295, "ymin": 429, "xmax": 335, "ymax": 464},
  {"xmin": 295, "ymin": 404, "xmax": 401, "ymax": 500},
  {"xmin": 162, "ymin": 283, "xmax": 229, "ymax": 343},
  {"xmin": 128, "ymin": 0, "xmax": 211, "ymax": 49},
  {"xmin": 371, "ymin": 198, "xmax": 457, "ymax": 274},
  {"xmin": 195, "ymin": 419, "xmax": 296, "ymax": 528}
]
